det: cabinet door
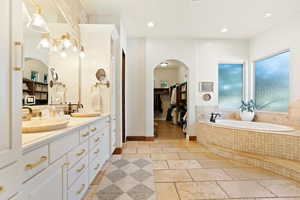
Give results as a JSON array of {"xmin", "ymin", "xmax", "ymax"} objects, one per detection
[
  {"xmin": 23, "ymin": 157, "xmax": 67, "ymax": 200},
  {"xmin": 0, "ymin": 0, "xmax": 22, "ymax": 168}
]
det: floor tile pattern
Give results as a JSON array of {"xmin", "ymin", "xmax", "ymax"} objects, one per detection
[{"xmin": 84, "ymin": 121, "xmax": 300, "ymax": 200}]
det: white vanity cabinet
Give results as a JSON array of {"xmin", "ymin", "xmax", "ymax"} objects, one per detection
[
  {"xmin": 19, "ymin": 116, "xmax": 111, "ymax": 200},
  {"xmin": 0, "ymin": 0, "xmax": 23, "ymax": 199}
]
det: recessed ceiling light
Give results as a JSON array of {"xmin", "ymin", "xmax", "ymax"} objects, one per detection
[
  {"xmin": 147, "ymin": 21, "xmax": 155, "ymax": 28},
  {"xmin": 264, "ymin": 13, "xmax": 272, "ymax": 18},
  {"xmin": 221, "ymin": 28, "xmax": 228, "ymax": 33}
]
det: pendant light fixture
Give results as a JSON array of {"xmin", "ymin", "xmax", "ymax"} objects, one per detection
[
  {"xmin": 60, "ymin": 47, "xmax": 67, "ymax": 58},
  {"xmin": 62, "ymin": 33, "xmax": 72, "ymax": 49},
  {"xmin": 50, "ymin": 39, "xmax": 60, "ymax": 52},
  {"xmin": 79, "ymin": 46, "xmax": 86, "ymax": 58},
  {"xmin": 27, "ymin": 0, "xmax": 49, "ymax": 33},
  {"xmin": 72, "ymin": 40, "xmax": 79, "ymax": 52},
  {"xmin": 38, "ymin": 33, "xmax": 51, "ymax": 49}
]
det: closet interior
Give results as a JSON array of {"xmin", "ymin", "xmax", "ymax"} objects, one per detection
[{"xmin": 153, "ymin": 61, "xmax": 188, "ymax": 138}]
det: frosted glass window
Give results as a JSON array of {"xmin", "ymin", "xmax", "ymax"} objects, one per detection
[
  {"xmin": 218, "ymin": 64, "xmax": 243, "ymax": 109},
  {"xmin": 255, "ymin": 51, "xmax": 290, "ymax": 112}
]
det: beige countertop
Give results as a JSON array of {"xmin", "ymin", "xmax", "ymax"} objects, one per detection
[{"xmin": 22, "ymin": 113, "xmax": 110, "ymax": 153}]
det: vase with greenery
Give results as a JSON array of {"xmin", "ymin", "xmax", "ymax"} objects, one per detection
[{"xmin": 240, "ymin": 100, "xmax": 256, "ymax": 121}]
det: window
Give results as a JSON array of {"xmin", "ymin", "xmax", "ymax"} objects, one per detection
[
  {"xmin": 255, "ymin": 51, "xmax": 290, "ymax": 112},
  {"xmin": 218, "ymin": 64, "xmax": 244, "ymax": 109}
]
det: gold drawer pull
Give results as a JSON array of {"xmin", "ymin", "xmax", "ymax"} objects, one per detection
[
  {"xmin": 94, "ymin": 164, "xmax": 100, "ymax": 171},
  {"xmin": 94, "ymin": 137, "xmax": 100, "ymax": 143},
  {"xmin": 94, "ymin": 149, "xmax": 100, "ymax": 154},
  {"xmin": 91, "ymin": 127, "xmax": 97, "ymax": 132},
  {"xmin": 0, "ymin": 186, "xmax": 4, "ymax": 193},
  {"xmin": 76, "ymin": 164, "xmax": 86, "ymax": 173},
  {"xmin": 76, "ymin": 149, "xmax": 86, "ymax": 157},
  {"xmin": 77, "ymin": 184, "xmax": 86, "ymax": 195},
  {"xmin": 82, "ymin": 132, "xmax": 90, "ymax": 137},
  {"xmin": 26, "ymin": 156, "xmax": 48, "ymax": 170}
]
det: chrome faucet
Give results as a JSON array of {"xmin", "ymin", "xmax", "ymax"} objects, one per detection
[
  {"xmin": 22, "ymin": 106, "xmax": 33, "ymax": 121},
  {"xmin": 210, "ymin": 113, "xmax": 221, "ymax": 123}
]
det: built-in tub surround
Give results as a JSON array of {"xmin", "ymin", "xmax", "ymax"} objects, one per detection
[
  {"xmin": 196, "ymin": 99, "xmax": 300, "ymax": 130},
  {"xmin": 196, "ymin": 121, "xmax": 300, "ymax": 182}
]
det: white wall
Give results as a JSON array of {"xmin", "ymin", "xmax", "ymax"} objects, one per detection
[
  {"xmin": 154, "ymin": 68, "xmax": 181, "ymax": 88},
  {"xmin": 249, "ymin": 18, "xmax": 300, "ymax": 103},
  {"xmin": 197, "ymin": 40, "xmax": 249, "ymax": 106},
  {"xmin": 126, "ymin": 38, "xmax": 146, "ymax": 136}
]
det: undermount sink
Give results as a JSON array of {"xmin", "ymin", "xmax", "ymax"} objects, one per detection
[
  {"xmin": 71, "ymin": 112, "xmax": 101, "ymax": 118},
  {"xmin": 22, "ymin": 119, "xmax": 70, "ymax": 133}
]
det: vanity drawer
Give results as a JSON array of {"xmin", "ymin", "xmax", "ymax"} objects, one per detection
[
  {"xmin": 67, "ymin": 141, "xmax": 88, "ymax": 169},
  {"xmin": 68, "ymin": 170, "xmax": 89, "ymax": 200},
  {"xmin": 49, "ymin": 131, "xmax": 79, "ymax": 163},
  {"xmin": 89, "ymin": 132, "xmax": 101, "ymax": 150},
  {"xmin": 68, "ymin": 155, "xmax": 88, "ymax": 188},
  {"xmin": 0, "ymin": 162, "xmax": 21, "ymax": 200},
  {"xmin": 89, "ymin": 157, "xmax": 103, "ymax": 184},
  {"xmin": 89, "ymin": 145, "xmax": 101, "ymax": 163},
  {"xmin": 79, "ymin": 126, "xmax": 90, "ymax": 143},
  {"xmin": 22, "ymin": 145, "xmax": 49, "ymax": 182}
]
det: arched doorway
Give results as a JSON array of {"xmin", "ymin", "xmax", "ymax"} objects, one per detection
[{"xmin": 153, "ymin": 59, "xmax": 189, "ymax": 139}]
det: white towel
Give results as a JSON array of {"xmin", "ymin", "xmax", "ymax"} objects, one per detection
[{"xmin": 91, "ymin": 86, "xmax": 103, "ymax": 112}]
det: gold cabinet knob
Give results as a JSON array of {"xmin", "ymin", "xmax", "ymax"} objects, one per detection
[
  {"xmin": 0, "ymin": 186, "xmax": 4, "ymax": 193},
  {"xmin": 76, "ymin": 164, "xmax": 86, "ymax": 173},
  {"xmin": 94, "ymin": 164, "xmax": 100, "ymax": 171},
  {"xmin": 82, "ymin": 132, "xmax": 90, "ymax": 137},
  {"xmin": 91, "ymin": 127, "xmax": 97, "ymax": 132},
  {"xmin": 94, "ymin": 149, "xmax": 100, "ymax": 154},
  {"xmin": 76, "ymin": 149, "xmax": 86, "ymax": 157},
  {"xmin": 77, "ymin": 184, "xmax": 86, "ymax": 195},
  {"xmin": 94, "ymin": 137, "xmax": 100, "ymax": 143}
]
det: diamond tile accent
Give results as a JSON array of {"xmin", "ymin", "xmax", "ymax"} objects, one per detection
[
  {"xmin": 113, "ymin": 159, "xmax": 130, "ymax": 168},
  {"xmin": 131, "ymin": 169, "xmax": 152, "ymax": 182},
  {"xmin": 106, "ymin": 169, "xmax": 127, "ymax": 183},
  {"xmin": 97, "ymin": 185, "xmax": 124, "ymax": 200},
  {"xmin": 133, "ymin": 159, "xmax": 151, "ymax": 168},
  {"xmin": 127, "ymin": 184, "xmax": 154, "ymax": 200}
]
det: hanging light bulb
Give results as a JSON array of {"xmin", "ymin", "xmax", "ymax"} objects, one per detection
[
  {"xmin": 27, "ymin": 5, "xmax": 49, "ymax": 33},
  {"xmin": 38, "ymin": 33, "xmax": 51, "ymax": 49},
  {"xmin": 50, "ymin": 39, "xmax": 60, "ymax": 52},
  {"xmin": 60, "ymin": 48, "xmax": 67, "ymax": 58},
  {"xmin": 61, "ymin": 33, "xmax": 72, "ymax": 49},
  {"xmin": 79, "ymin": 46, "xmax": 86, "ymax": 58},
  {"xmin": 72, "ymin": 40, "xmax": 79, "ymax": 52}
]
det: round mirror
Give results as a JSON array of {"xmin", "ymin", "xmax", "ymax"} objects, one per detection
[{"xmin": 96, "ymin": 68, "xmax": 106, "ymax": 81}]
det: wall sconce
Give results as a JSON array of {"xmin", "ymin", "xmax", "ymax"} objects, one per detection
[{"xmin": 96, "ymin": 68, "xmax": 110, "ymax": 88}]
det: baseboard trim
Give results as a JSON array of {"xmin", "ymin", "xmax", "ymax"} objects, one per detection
[
  {"xmin": 113, "ymin": 148, "xmax": 122, "ymax": 155},
  {"xmin": 126, "ymin": 136, "xmax": 155, "ymax": 141},
  {"xmin": 189, "ymin": 136, "xmax": 197, "ymax": 141}
]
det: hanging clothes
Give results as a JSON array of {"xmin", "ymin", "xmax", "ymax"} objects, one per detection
[
  {"xmin": 154, "ymin": 94, "xmax": 163, "ymax": 113},
  {"xmin": 170, "ymin": 87, "xmax": 177, "ymax": 105}
]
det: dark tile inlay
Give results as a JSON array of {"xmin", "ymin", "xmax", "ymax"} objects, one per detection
[
  {"xmin": 106, "ymin": 169, "xmax": 127, "ymax": 183},
  {"xmin": 97, "ymin": 185, "xmax": 124, "ymax": 200},
  {"xmin": 127, "ymin": 184, "xmax": 154, "ymax": 200},
  {"xmin": 133, "ymin": 159, "xmax": 151, "ymax": 168},
  {"xmin": 112, "ymin": 159, "xmax": 130, "ymax": 168},
  {"xmin": 131, "ymin": 169, "xmax": 152, "ymax": 182}
]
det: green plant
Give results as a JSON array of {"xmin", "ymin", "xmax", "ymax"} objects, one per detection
[{"xmin": 240, "ymin": 100, "xmax": 256, "ymax": 112}]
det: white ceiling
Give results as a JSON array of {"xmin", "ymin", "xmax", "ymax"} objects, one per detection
[{"xmin": 81, "ymin": 0, "xmax": 300, "ymax": 39}]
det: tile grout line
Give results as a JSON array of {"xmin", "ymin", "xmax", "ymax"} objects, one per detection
[{"xmin": 215, "ymin": 181, "xmax": 230, "ymax": 199}]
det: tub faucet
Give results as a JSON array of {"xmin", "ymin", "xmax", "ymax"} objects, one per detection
[{"xmin": 210, "ymin": 113, "xmax": 221, "ymax": 123}]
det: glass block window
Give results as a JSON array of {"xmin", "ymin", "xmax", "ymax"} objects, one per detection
[
  {"xmin": 218, "ymin": 64, "xmax": 244, "ymax": 109},
  {"xmin": 255, "ymin": 51, "xmax": 290, "ymax": 112}
]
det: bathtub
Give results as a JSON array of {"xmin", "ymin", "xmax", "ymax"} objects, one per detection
[{"xmin": 213, "ymin": 119, "xmax": 295, "ymax": 133}]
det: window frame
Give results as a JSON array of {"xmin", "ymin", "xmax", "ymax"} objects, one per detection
[
  {"xmin": 253, "ymin": 49, "xmax": 290, "ymax": 113},
  {"xmin": 218, "ymin": 62, "xmax": 246, "ymax": 111}
]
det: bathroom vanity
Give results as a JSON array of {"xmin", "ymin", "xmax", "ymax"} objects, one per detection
[{"xmin": 0, "ymin": 0, "xmax": 120, "ymax": 199}]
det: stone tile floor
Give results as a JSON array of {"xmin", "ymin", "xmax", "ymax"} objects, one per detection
[{"xmin": 84, "ymin": 139, "xmax": 300, "ymax": 200}]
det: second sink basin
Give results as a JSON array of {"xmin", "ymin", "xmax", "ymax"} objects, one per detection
[
  {"xmin": 71, "ymin": 112, "xmax": 101, "ymax": 118},
  {"xmin": 22, "ymin": 119, "xmax": 70, "ymax": 134}
]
